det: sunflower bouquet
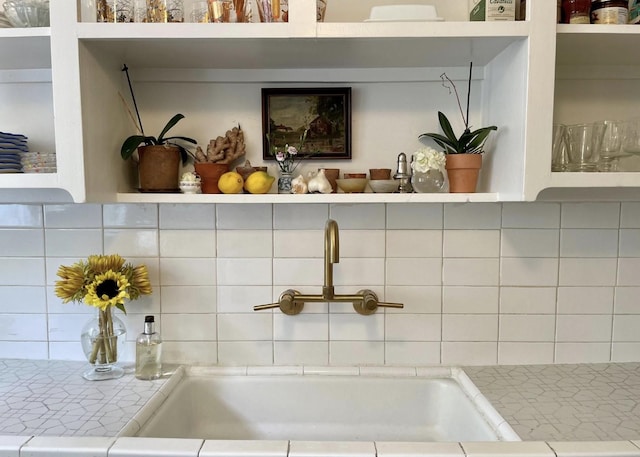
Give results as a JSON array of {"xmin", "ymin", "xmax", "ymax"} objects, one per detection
[{"xmin": 55, "ymin": 254, "xmax": 152, "ymax": 366}]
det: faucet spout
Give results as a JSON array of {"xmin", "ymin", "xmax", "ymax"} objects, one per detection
[{"xmin": 323, "ymin": 219, "xmax": 339, "ymax": 300}]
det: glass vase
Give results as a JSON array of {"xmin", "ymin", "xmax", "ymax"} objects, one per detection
[
  {"xmin": 278, "ymin": 171, "xmax": 293, "ymax": 194},
  {"xmin": 80, "ymin": 308, "xmax": 127, "ymax": 381},
  {"xmin": 96, "ymin": 0, "xmax": 134, "ymax": 22},
  {"xmin": 411, "ymin": 169, "xmax": 445, "ymax": 193}
]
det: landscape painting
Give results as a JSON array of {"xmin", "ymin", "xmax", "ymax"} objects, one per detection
[{"xmin": 262, "ymin": 87, "xmax": 352, "ymax": 160}]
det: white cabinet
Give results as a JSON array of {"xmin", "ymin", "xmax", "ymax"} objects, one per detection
[{"xmin": 3, "ymin": 1, "xmax": 636, "ymax": 203}]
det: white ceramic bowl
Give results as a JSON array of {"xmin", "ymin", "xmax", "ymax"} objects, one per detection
[
  {"xmin": 180, "ymin": 181, "xmax": 201, "ymax": 194},
  {"xmin": 336, "ymin": 178, "xmax": 368, "ymax": 193},
  {"xmin": 369, "ymin": 179, "xmax": 399, "ymax": 193},
  {"xmin": 366, "ymin": 4, "xmax": 443, "ymax": 22}
]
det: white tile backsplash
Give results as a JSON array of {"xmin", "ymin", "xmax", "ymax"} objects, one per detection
[
  {"xmin": 103, "ymin": 203, "xmax": 157, "ymax": 228},
  {"xmin": 615, "ymin": 287, "xmax": 640, "ymax": 314},
  {"xmin": 559, "ymin": 258, "xmax": 618, "ymax": 286},
  {"xmin": 159, "ymin": 203, "xmax": 216, "ymax": 229},
  {"xmin": 386, "ymin": 203, "xmax": 443, "ymax": 229},
  {"xmin": 442, "ymin": 315, "xmax": 498, "ymax": 342},
  {"xmin": 329, "ymin": 203, "xmax": 385, "ymax": 229},
  {"xmin": 617, "ymin": 258, "xmax": 640, "ymax": 286},
  {"xmin": 386, "ymin": 258, "xmax": 442, "ymax": 286},
  {"xmin": 561, "ymin": 202, "xmax": 621, "ymax": 228},
  {"xmin": 216, "ymin": 204, "xmax": 272, "ymax": 229},
  {"xmin": 442, "ymin": 286, "xmax": 499, "ymax": 314},
  {"xmin": 443, "ymin": 230, "xmax": 500, "ymax": 258},
  {"xmin": 500, "ymin": 287, "xmax": 557, "ymax": 314},
  {"xmin": 161, "ymin": 229, "xmax": 216, "ymax": 257},
  {"xmin": 621, "ymin": 202, "xmax": 640, "ymax": 228},
  {"xmin": 104, "ymin": 229, "xmax": 158, "ymax": 257},
  {"xmin": 560, "ymin": 229, "xmax": 619, "ymax": 258},
  {"xmin": 44, "ymin": 229, "xmax": 100, "ymax": 257},
  {"xmin": 0, "ymin": 286, "xmax": 46, "ymax": 313},
  {"xmin": 0, "ymin": 204, "xmax": 42, "ymax": 227},
  {"xmin": 273, "ymin": 204, "xmax": 329, "ymax": 229},
  {"xmin": 44, "ymin": 204, "xmax": 102, "ymax": 228},
  {"xmin": 501, "ymin": 258, "xmax": 559, "ymax": 287},
  {"xmin": 557, "ymin": 287, "xmax": 614, "ymax": 314},
  {"xmin": 273, "ymin": 313, "xmax": 328, "ymax": 341},
  {"xmin": 441, "ymin": 342, "xmax": 497, "ymax": 365},
  {"xmin": 443, "ymin": 258, "xmax": 499, "ymax": 286},
  {"xmin": 0, "ymin": 229, "xmax": 43, "ymax": 257},
  {"xmin": 274, "ymin": 230, "xmax": 323, "ymax": 258},
  {"xmin": 501, "ymin": 229, "xmax": 559, "ymax": 258},
  {"xmin": 444, "ymin": 203, "xmax": 501, "ymax": 229},
  {"xmin": 3, "ymin": 201, "xmax": 640, "ymax": 367},
  {"xmin": 502, "ymin": 202, "xmax": 560, "ymax": 229},
  {"xmin": 386, "ymin": 230, "xmax": 442, "ymax": 258}
]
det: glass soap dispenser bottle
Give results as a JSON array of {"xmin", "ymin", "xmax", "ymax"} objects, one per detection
[{"xmin": 135, "ymin": 315, "xmax": 162, "ymax": 380}]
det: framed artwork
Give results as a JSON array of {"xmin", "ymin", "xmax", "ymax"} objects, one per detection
[{"xmin": 262, "ymin": 87, "xmax": 352, "ymax": 160}]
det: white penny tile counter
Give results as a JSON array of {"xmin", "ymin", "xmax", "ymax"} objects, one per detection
[{"xmin": 3, "ymin": 359, "xmax": 640, "ymax": 457}]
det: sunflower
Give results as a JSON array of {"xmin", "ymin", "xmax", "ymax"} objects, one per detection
[
  {"xmin": 54, "ymin": 263, "xmax": 87, "ymax": 303},
  {"xmin": 84, "ymin": 270, "xmax": 131, "ymax": 311},
  {"xmin": 88, "ymin": 254, "xmax": 125, "ymax": 274},
  {"xmin": 130, "ymin": 264, "xmax": 153, "ymax": 297}
]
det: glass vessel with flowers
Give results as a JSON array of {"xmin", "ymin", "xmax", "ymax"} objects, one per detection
[
  {"xmin": 55, "ymin": 254, "xmax": 152, "ymax": 380},
  {"xmin": 268, "ymin": 129, "xmax": 309, "ymax": 193},
  {"xmin": 411, "ymin": 146, "xmax": 446, "ymax": 193}
]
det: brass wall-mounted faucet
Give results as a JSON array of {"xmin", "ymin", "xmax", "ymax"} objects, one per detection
[{"xmin": 254, "ymin": 219, "xmax": 404, "ymax": 316}]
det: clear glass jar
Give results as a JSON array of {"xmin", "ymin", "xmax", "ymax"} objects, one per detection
[
  {"xmin": 96, "ymin": 0, "xmax": 134, "ymax": 22},
  {"xmin": 411, "ymin": 169, "xmax": 445, "ymax": 193},
  {"xmin": 562, "ymin": 0, "xmax": 591, "ymax": 23},
  {"xmin": 147, "ymin": 0, "xmax": 184, "ymax": 22}
]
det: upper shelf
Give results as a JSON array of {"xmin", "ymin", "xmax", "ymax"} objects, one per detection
[
  {"xmin": 116, "ymin": 191, "xmax": 500, "ymax": 204},
  {"xmin": 77, "ymin": 21, "xmax": 529, "ymax": 69},
  {"xmin": 556, "ymin": 24, "xmax": 640, "ymax": 66}
]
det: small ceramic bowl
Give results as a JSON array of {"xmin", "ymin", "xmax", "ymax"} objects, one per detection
[
  {"xmin": 368, "ymin": 179, "xmax": 399, "ymax": 193},
  {"xmin": 336, "ymin": 178, "xmax": 368, "ymax": 193},
  {"xmin": 179, "ymin": 180, "xmax": 201, "ymax": 194}
]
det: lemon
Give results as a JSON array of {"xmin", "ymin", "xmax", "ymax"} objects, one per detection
[
  {"xmin": 244, "ymin": 171, "xmax": 275, "ymax": 194},
  {"xmin": 218, "ymin": 171, "xmax": 244, "ymax": 194}
]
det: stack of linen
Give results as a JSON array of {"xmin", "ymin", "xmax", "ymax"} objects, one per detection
[{"xmin": 0, "ymin": 131, "xmax": 27, "ymax": 173}]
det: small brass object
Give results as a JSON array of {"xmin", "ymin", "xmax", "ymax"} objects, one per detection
[{"xmin": 254, "ymin": 219, "xmax": 404, "ymax": 315}]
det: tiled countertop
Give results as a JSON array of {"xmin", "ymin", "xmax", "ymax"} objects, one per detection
[
  {"xmin": 2, "ymin": 359, "xmax": 640, "ymax": 443},
  {"xmin": 466, "ymin": 363, "xmax": 640, "ymax": 441},
  {"xmin": 0, "ymin": 359, "xmax": 169, "ymax": 436}
]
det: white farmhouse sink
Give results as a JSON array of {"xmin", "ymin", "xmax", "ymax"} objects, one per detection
[{"xmin": 129, "ymin": 366, "xmax": 519, "ymax": 442}]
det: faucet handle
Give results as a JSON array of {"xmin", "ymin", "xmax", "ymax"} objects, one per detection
[
  {"xmin": 254, "ymin": 289, "xmax": 304, "ymax": 315},
  {"xmin": 353, "ymin": 289, "xmax": 404, "ymax": 315}
]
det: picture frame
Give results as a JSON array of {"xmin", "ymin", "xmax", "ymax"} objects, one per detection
[{"xmin": 262, "ymin": 87, "xmax": 352, "ymax": 160}]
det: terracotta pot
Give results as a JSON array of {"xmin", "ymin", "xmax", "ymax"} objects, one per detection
[
  {"xmin": 445, "ymin": 153, "xmax": 482, "ymax": 193},
  {"xmin": 137, "ymin": 145, "xmax": 181, "ymax": 192},
  {"xmin": 194, "ymin": 162, "xmax": 229, "ymax": 194},
  {"xmin": 344, "ymin": 173, "xmax": 366, "ymax": 179},
  {"xmin": 319, "ymin": 168, "xmax": 340, "ymax": 193}
]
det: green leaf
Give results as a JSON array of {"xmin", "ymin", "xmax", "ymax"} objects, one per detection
[
  {"xmin": 115, "ymin": 303, "xmax": 127, "ymax": 315},
  {"xmin": 466, "ymin": 126, "xmax": 497, "ymax": 152},
  {"xmin": 121, "ymin": 135, "xmax": 151, "ymax": 160},
  {"xmin": 157, "ymin": 113, "xmax": 185, "ymax": 143},
  {"xmin": 437, "ymin": 112, "xmax": 459, "ymax": 148}
]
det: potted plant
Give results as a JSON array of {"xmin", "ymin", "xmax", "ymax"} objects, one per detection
[
  {"xmin": 120, "ymin": 113, "xmax": 196, "ymax": 192},
  {"xmin": 119, "ymin": 65, "xmax": 196, "ymax": 192},
  {"xmin": 419, "ymin": 63, "xmax": 497, "ymax": 193}
]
